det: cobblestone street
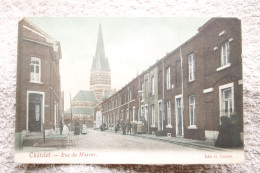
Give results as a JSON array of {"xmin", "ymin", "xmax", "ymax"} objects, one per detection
[{"xmin": 72, "ymin": 129, "xmax": 200, "ymax": 151}]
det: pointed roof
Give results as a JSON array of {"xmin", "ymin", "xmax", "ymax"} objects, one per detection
[{"xmin": 91, "ymin": 24, "xmax": 110, "ymax": 71}]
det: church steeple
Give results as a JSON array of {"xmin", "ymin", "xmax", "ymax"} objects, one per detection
[
  {"xmin": 90, "ymin": 24, "xmax": 111, "ymax": 100},
  {"xmin": 91, "ymin": 24, "xmax": 110, "ymax": 71}
]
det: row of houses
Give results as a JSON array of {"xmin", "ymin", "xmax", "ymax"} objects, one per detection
[{"xmin": 94, "ymin": 18, "xmax": 243, "ymax": 143}]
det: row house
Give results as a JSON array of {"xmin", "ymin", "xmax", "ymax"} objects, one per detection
[
  {"xmin": 16, "ymin": 18, "xmax": 62, "ymax": 148},
  {"xmin": 94, "ymin": 18, "xmax": 243, "ymax": 143}
]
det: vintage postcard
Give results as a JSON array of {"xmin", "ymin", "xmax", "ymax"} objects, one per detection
[{"xmin": 14, "ymin": 17, "xmax": 244, "ymax": 164}]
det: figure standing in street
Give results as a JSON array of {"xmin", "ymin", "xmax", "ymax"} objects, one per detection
[
  {"xmin": 127, "ymin": 121, "xmax": 132, "ymax": 135},
  {"xmin": 81, "ymin": 121, "xmax": 87, "ymax": 135},
  {"xmin": 74, "ymin": 120, "xmax": 80, "ymax": 135},
  {"xmin": 122, "ymin": 122, "xmax": 126, "ymax": 135},
  {"xmin": 59, "ymin": 118, "xmax": 63, "ymax": 135}
]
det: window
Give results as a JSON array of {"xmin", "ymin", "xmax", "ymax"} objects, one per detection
[
  {"xmin": 133, "ymin": 107, "xmax": 135, "ymax": 121},
  {"xmin": 151, "ymin": 105, "xmax": 155, "ymax": 126},
  {"xmin": 188, "ymin": 53, "xmax": 195, "ymax": 82},
  {"xmin": 141, "ymin": 106, "xmax": 145, "ymax": 119},
  {"xmin": 145, "ymin": 79, "xmax": 148, "ymax": 97},
  {"xmin": 151, "ymin": 76, "xmax": 155, "ymax": 95},
  {"xmin": 141, "ymin": 82, "xmax": 144, "ymax": 101},
  {"xmin": 221, "ymin": 41, "xmax": 230, "ymax": 66},
  {"xmin": 35, "ymin": 104, "xmax": 40, "ymax": 121},
  {"xmin": 167, "ymin": 100, "xmax": 171, "ymax": 126},
  {"xmin": 121, "ymin": 110, "xmax": 124, "ymax": 121},
  {"xmin": 129, "ymin": 90, "xmax": 132, "ymax": 101},
  {"xmin": 30, "ymin": 57, "xmax": 41, "ymax": 82},
  {"xmin": 220, "ymin": 84, "xmax": 234, "ymax": 118},
  {"xmin": 145, "ymin": 105, "xmax": 148, "ymax": 121},
  {"xmin": 189, "ymin": 95, "xmax": 196, "ymax": 126},
  {"xmin": 126, "ymin": 109, "xmax": 129, "ymax": 120},
  {"xmin": 166, "ymin": 67, "xmax": 171, "ymax": 89}
]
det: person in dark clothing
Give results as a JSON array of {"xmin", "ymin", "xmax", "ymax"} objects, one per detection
[
  {"xmin": 74, "ymin": 120, "xmax": 80, "ymax": 135},
  {"xmin": 215, "ymin": 116, "xmax": 233, "ymax": 148},
  {"xmin": 127, "ymin": 121, "xmax": 132, "ymax": 135},
  {"xmin": 59, "ymin": 118, "xmax": 63, "ymax": 135},
  {"xmin": 121, "ymin": 122, "xmax": 126, "ymax": 135}
]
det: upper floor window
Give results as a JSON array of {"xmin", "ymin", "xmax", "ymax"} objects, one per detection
[
  {"xmin": 221, "ymin": 41, "xmax": 230, "ymax": 67},
  {"xmin": 30, "ymin": 57, "xmax": 41, "ymax": 82},
  {"xmin": 151, "ymin": 76, "xmax": 155, "ymax": 95},
  {"xmin": 166, "ymin": 67, "xmax": 171, "ymax": 90},
  {"xmin": 129, "ymin": 90, "xmax": 132, "ymax": 101},
  {"xmin": 188, "ymin": 53, "xmax": 195, "ymax": 82},
  {"xmin": 141, "ymin": 82, "xmax": 144, "ymax": 101}
]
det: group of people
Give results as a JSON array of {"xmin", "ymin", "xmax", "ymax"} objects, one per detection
[
  {"xmin": 114, "ymin": 120, "xmax": 137, "ymax": 135},
  {"xmin": 74, "ymin": 120, "xmax": 88, "ymax": 135}
]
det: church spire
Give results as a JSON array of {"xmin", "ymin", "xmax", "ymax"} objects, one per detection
[{"xmin": 91, "ymin": 24, "xmax": 110, "ymax": 71}]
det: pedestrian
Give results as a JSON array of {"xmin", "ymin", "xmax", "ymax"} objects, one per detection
[
  {"xmin": 115, "ymin": 123, "xmax": 118, "ymax": 133},
  {"xmin": 215, "ymin": 116, "xmax": 232, "ymax": 148},
  {"xmin": 59, "ymin": 118, "xmax": 63, "ymax": 135},
  {"xmin": 122, "ymin": 122, "xmax": 126, "ymax": 135},
  {"xmin": 127, "ymin": 121, "xmax": 132, "ymax": 135},
  {"xmin": 74, "ymin": 120, "xmax": 80, "ymax": 135},
  {"xmin": 81, "ymin": 121, "xmax": 87, "ymax": 135}
]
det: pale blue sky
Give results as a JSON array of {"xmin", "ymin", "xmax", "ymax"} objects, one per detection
[{"xmin": 28, "ymin": 17, "xmax": 210, "ymax": 110}]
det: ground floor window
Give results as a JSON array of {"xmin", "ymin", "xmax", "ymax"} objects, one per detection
[
  {"xmin": 189, "ymin": 95, "xmax": 196, "ymax": 126},
  {"xmin": 151, "ymin": 105, "xmax": 155, "ymax": 126},
  {"xmin": 219, "ymin": 83, "xmax": 234, "ymax": 119},
  {"xmin": 166, "ymin": 100, "xmax": 171, "ymax": 127}
]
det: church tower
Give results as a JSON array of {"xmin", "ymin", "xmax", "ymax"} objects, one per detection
[{"xmin": 90, "ymin": 24, "xmax": 111, "ymax": 100}]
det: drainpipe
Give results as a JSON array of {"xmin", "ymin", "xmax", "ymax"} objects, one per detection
[
  {"xmin": 162, "ymin": 60, "xmax": 165, "ymax": 131},
  {"xmin": 180, "ymin": 48, "xmax": 184, "ymax": 136}
]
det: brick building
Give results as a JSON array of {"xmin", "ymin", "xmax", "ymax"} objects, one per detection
[
  {"xmin": 94, "ymin": 18, "xmax": 243, "ymax": 143},
  {"xmin": 16, "ymin": 18, "xmax": 62, "ymax": 141}
]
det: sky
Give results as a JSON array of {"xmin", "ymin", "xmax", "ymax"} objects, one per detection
[{"xmin": 27, "ymin": 17, "xmax": 210, "ymax": 110}]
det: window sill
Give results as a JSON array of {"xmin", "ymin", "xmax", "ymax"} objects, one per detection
[
  {"xmin": 151, "ymin": 125, "xmax": 156, "ymax": 128},
  {"xmin": 189, "ymin": 79, "xmax": 195, "ymax": 82},
  {"xmin": 188, "ymin": 125, "xmax": 197, "ymax": 129},
  {"xmin": 216, "ymin": 63, "xmax": 231, "ymax": 72},
  {"xmin": 166, "ymin": 125, "xmax": 172, "ymax": 128},
  {"xmin": 29, "ymin": 81, "xmax": 43, "ymax": 84}
]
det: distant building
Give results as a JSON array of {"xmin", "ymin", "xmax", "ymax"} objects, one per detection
[
  {"xmin": 95, "ymin": 18, "xmax": 243, "ymax": 144},
  {"xmin": 90, "ymin": 24, "xmax": 111, "ymax": 101},
  {"xmin": 16, "ymin": 18, "xmax": 62, "ymax": 139},
  {"xmin": 64, "ymin": 90, "xmax": 97, "ymax": 128},
  {"xmin": 64, "ymin": 24, "xmax": 114, "ymax": 128}
]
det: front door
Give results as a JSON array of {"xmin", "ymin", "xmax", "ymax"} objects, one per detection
[
  {"xmin": 28, "ymin": 93, "xmax": 42, "ymax": 132},
  {"xmin": 176, "ymin": 97, "xmax": 183, "ymax": 137}
]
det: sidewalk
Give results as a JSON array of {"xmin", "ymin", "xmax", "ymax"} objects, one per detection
[
  {"xmin": 103, "ymin": 128, "xmax": 231, "ymax": 151},
  {"xmin": 23, "ymin": 131, "xmax": 69, "ymax": 148}
]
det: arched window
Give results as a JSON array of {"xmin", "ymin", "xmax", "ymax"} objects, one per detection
[{"xmin": 30, "ymin": 57, "xmax": 41, "ymax": 82}]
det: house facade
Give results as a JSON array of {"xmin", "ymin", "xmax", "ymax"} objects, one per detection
[
  {"xmin": 94, "ymin": 18, "xmax": 243, "ymax": 143},
  {"xmin": 16, "ymin": 18, "xmax": 62, "ymax": 139}
]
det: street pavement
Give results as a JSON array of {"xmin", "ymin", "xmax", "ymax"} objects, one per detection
[{"xmin": 72, "ymin": 129, "xmax": 212, "ymax": 151}]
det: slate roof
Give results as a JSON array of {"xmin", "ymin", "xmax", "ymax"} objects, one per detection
[
  {"xmin": 72, "ymin": 90, "xmax": 97, "ymax": 102},
  {"xmin": 64, "ymin": 107, "xmax": 94, "ymax": 115},
  {"xmin": 91, "ymin": 24, "xmax": 110, "ymax": 71}
]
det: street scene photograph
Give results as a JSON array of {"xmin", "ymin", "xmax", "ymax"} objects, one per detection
[{"xmin": 14, "ymin": 17, "xmax": 244, "ymax": 164}]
